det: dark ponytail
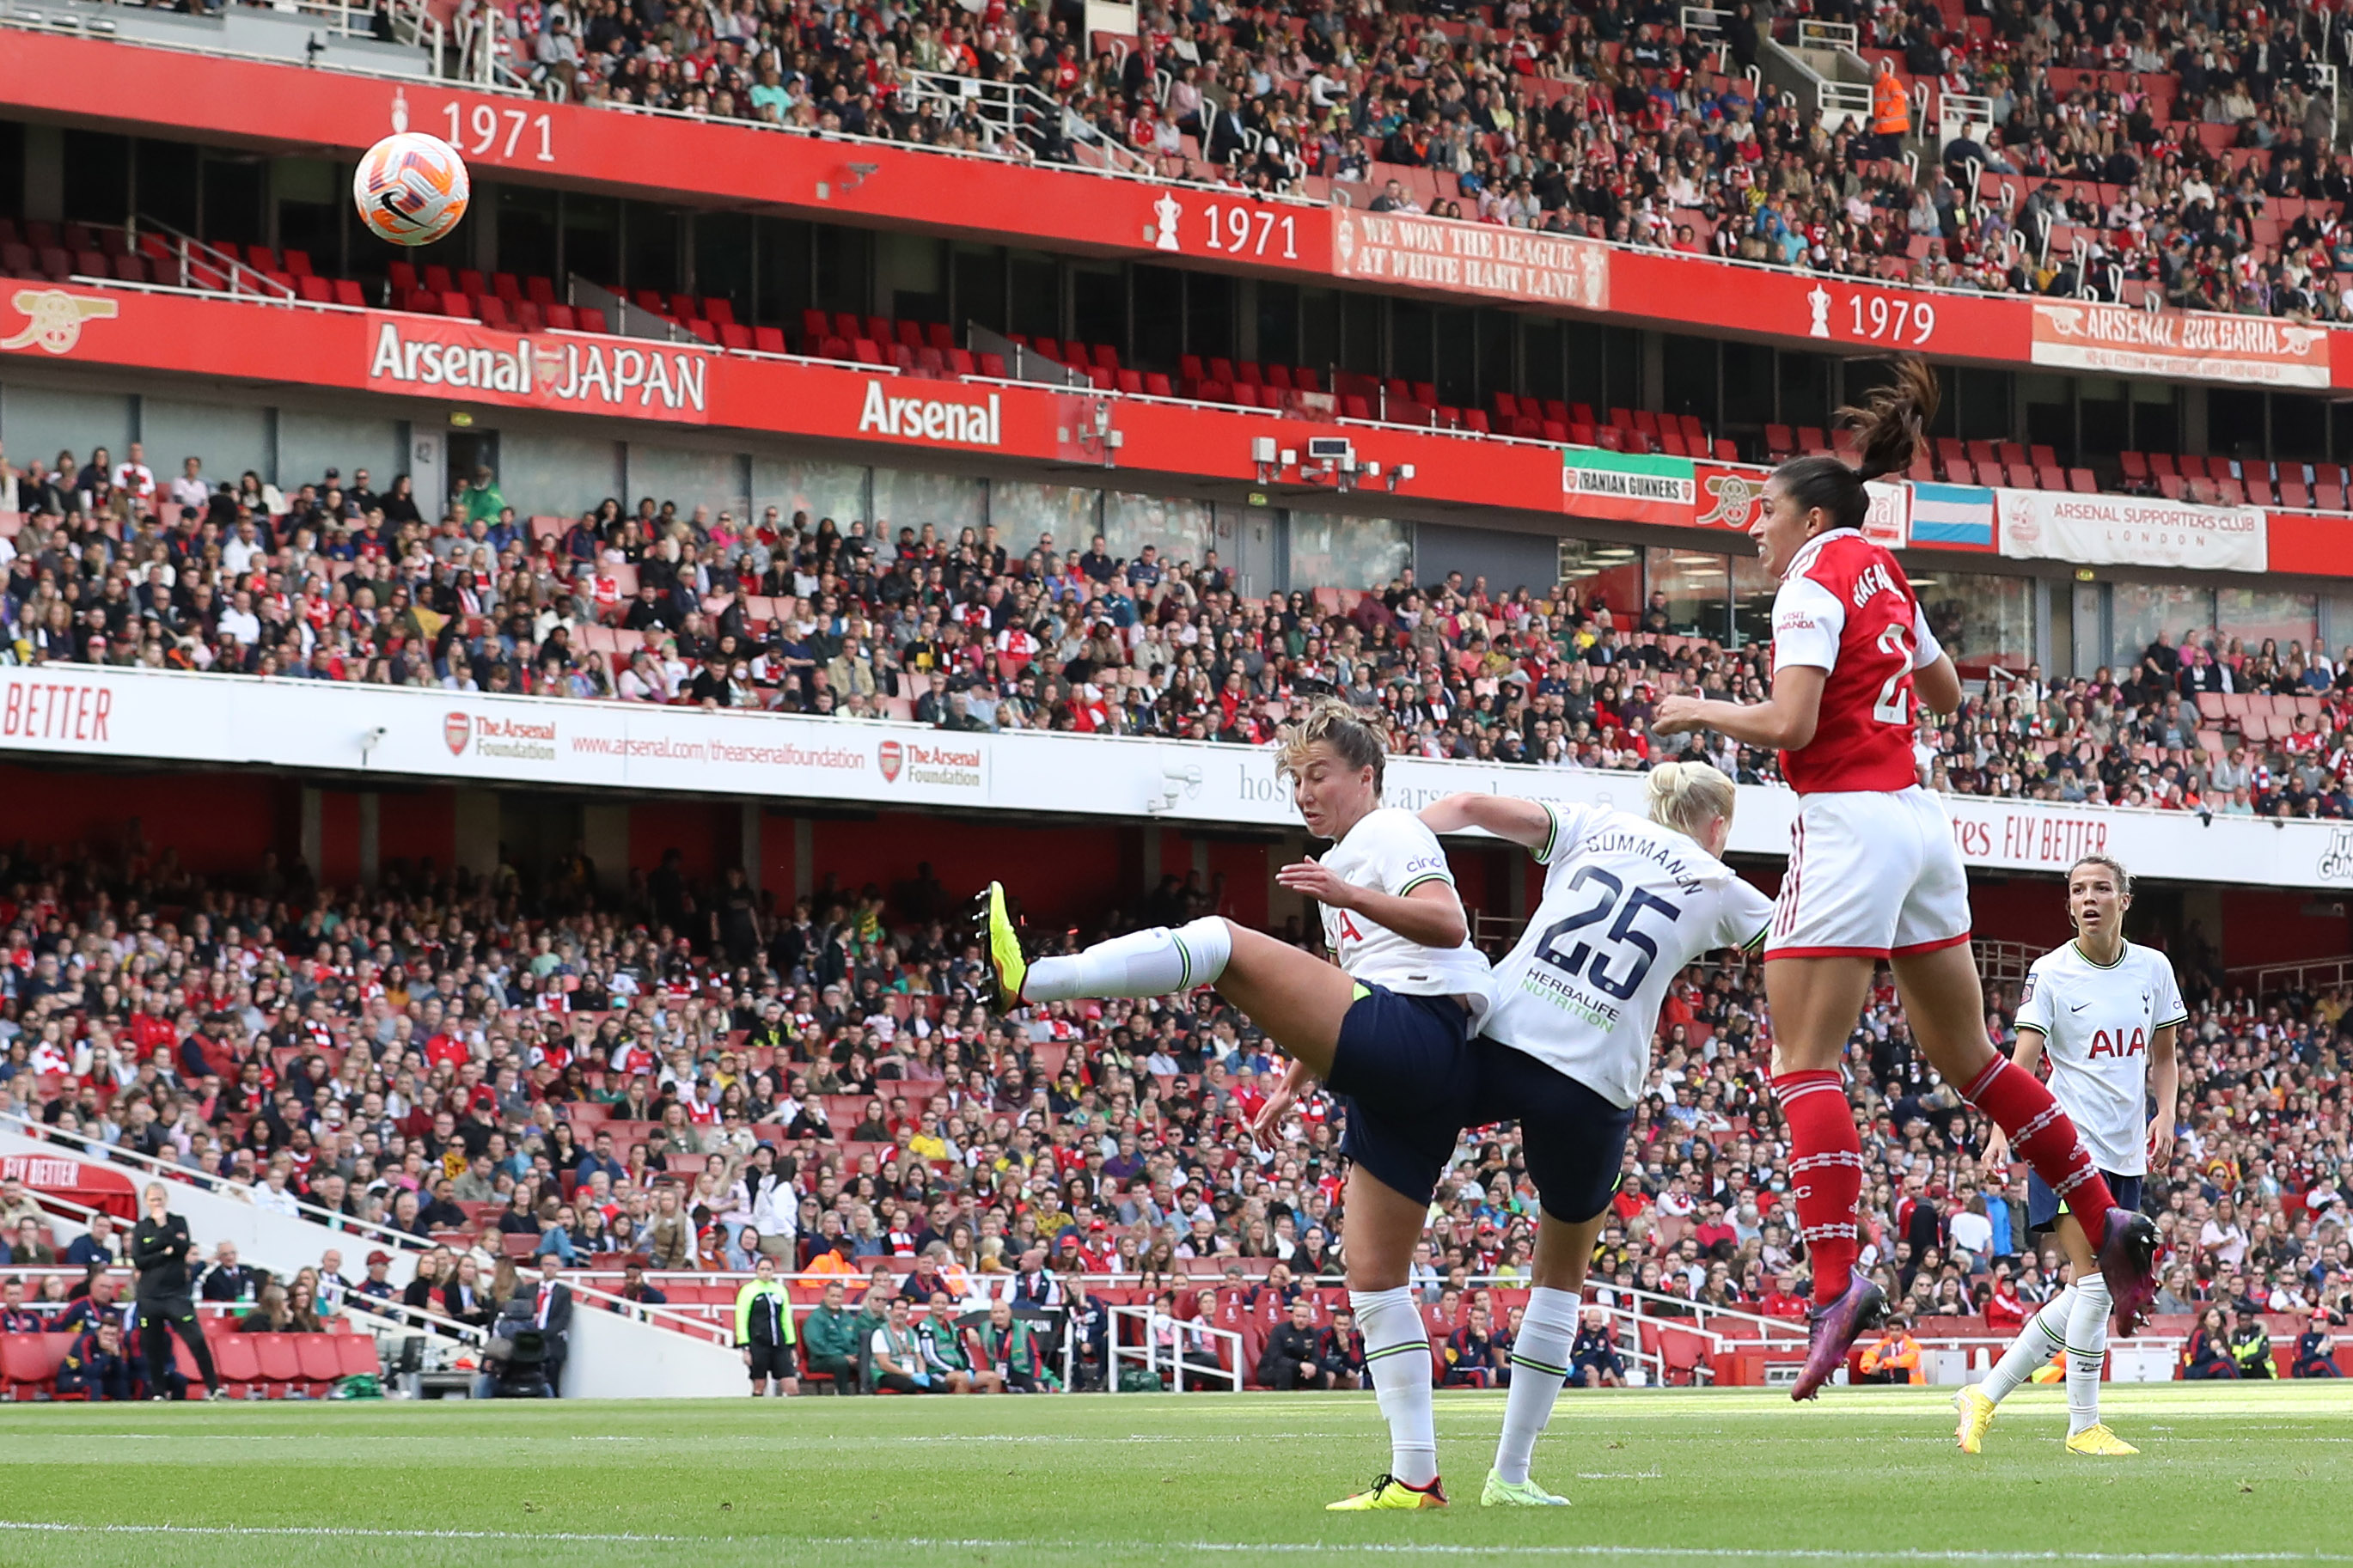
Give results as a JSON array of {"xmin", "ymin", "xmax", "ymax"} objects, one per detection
[{"xmin": 1771, "ymin": 356, "xmax": 1940, "ymax": 534}]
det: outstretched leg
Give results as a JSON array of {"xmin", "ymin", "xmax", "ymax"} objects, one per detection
[{"xmin": 989, "ymin": 889, "xmax": 1359, "ymax": 1078}]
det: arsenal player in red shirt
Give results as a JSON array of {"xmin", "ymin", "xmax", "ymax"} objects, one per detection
[{"xmin": 1654, "ymin": 358, "xmax": 2156, "ymax": 1399}]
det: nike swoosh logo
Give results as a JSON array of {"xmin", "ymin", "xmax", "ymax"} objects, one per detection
[{"xmin": 2069, "ymin": 1002, "xmax": 2088, "ymax": 1012}]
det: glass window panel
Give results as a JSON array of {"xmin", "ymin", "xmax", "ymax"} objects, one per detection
[
  {"xmin": 1912, "ymin": 570, "xmax": 2035, "ymax": 679},
  {"xmin": 498, "ymin": 433, "xmax": 623, "ymax": 523},
  {"xmin": 1103, "ymin": 491, "xmax": 1214, "ymax": 568},
  {"xmin": 752, "ymin": 455, "xmax": 865, "ymax": 530},
  {"xmin": 2214, "ymin": 589, "xmax": 2317, "ymax": 662},
  {"xmin": 2273, "ymin": 394, "xmax": 2326, "ymax": 464},
  {"xmin": 991, "ymin": 481, "xmax": 1102, "ymax": 552},
  {"xmin": 2208, "ymin": 387, "xmax": 2264, "ymax": 461},
  {"xmin": 2109, "ymin": 581, "xmax": 2212, "ymax": 671},
  {"xmin": 871, "ymin": 467, "xmax": 986, "ymax": 541},
  {"xmin": 1555, "ymin": 539, "xmax": 1641, "ymax": 623},
  {"xmin": 626, "ymin": 444, "xmax": 747, "ymax": 527},
  {"xmin": 0, "ymin": 387, "xmax": 133, "ymax": 486},
  {"xmin": 140, "ymin": 399, "xmax": 272, "ymax": 496},
  {"xmin": 278, "ymin": 411, "xmax": 402, "ymax": 497},
  {"xmin": 1289, "ymin": 513, "xmax": 1413, "ymax": 590},
  {"xmin": 1650, "ymin": 550, "xmax": 1730, "ymax": 640},
  {"xmin": 1731, "ymin": 548, "xmax": 1776, "ymax": 648}
]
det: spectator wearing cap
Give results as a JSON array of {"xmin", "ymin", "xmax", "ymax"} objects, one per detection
[
  {"xmin": 356, "ymin": 1250, "xmax": 397, "ymax": 1303},
  {"xmin": 608, "ymin": 1258, "xmax": 669, "ymax": 1312},
  {"xmin": 2293, "ymin": 1314, "xmax": 2340, "ymax": 1378}
]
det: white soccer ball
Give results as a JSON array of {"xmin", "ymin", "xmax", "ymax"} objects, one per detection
[{"xmin": 353, "ymin": 132, "xmax": 471, "ymax": 247}]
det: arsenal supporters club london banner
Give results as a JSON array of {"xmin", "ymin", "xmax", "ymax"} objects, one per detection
[{"xmin": 1995, "ymin": 488, "xmax": 2269, "ymax": 573}]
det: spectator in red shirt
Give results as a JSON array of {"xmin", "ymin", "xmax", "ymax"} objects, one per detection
[{"xmin": 1759, "ymin": 1272, "xmax": 1809, "ymax": 1321}]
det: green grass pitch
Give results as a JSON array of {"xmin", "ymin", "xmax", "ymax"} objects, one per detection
[{"xmin": 0, "ymin": 1383, "xmax": 2344, "ymax": 1566}]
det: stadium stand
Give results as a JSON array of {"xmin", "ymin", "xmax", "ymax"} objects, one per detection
[
  {"xmin": 1, "ymin": 442, "xmax": 2350, "ymax": 815},
  {"xmin": 443, "ymin": 0, "xmax": 2353, "ymax": 318},
  {"xmin": 0, "ymin": 802, "xmax": 2344, "ymax": 1397}
]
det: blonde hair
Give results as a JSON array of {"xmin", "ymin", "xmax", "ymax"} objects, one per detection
[
  {"xmin": 1274, "ymin": 697, "xmax": 1386, "ymax": 795},
  {"xmin": 1643, "ymin": 761, "xmax": 1737, "ymax": 844}
]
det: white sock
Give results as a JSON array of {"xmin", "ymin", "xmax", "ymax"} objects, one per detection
[
  {"xmin": 1351, "ymin": 1285, "xmax": 1439, "ymax": 1488},
  {"xmin": 1021, "ymin": 918, "xmax": 1231, "ymax": 1002},
  {"xmin": 2065, "ymin": 1277, "xmax": 2111, "ymax": 1436},
  {"xmin": 1494, "ymin": 1285, "xmax": 1580, "ymax": 1486},
  {"xmin": 1981, "ymin": 1285, "xmax": 2073, "ymax": 1406}
]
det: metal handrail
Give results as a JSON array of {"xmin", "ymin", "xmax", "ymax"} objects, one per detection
[
  {"xmin": 1109, "ymin": 1303, "xmax": 1243, "ymax": 1392},
  {"xmin": 899, "ymin": 68, "xmax": 1155, "ymax": 178},
  {"xmin": 2222, "ymin": 952, "xmax": 2353, "ymax": 998},
  {"xmin": 0, "ymin": 1109, "xmax": 435, "ymax": 1262}
]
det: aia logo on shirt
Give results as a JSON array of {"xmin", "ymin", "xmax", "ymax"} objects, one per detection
[
  {"xmin": 1334, "ymin": 911, "xmax": 1366, "ymax": 944},
  {"xmin": 2087, "ymin": 1027, "xmax": 2146, "ymax": 1059}
]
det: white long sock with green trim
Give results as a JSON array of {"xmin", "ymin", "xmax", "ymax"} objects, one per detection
[
  {"xmin": 1981, "ymin": 1285, "xmax": 2074, "ymax": 1406},
  {"xmin": 1020, "ymin": 918, "xmax": 1231, "ymax": 1002},
  {"xmin": 1494, "ymin": 1286, "xmax": 1580, "ymax": 1486},
  {"xmin": 1352, "ymin": 1285, "xmax": 1439, "ymax": 1488},
  {"xmin": 2065, "ymin": 1277, "xmax": 2111, "ymax": 1436}
]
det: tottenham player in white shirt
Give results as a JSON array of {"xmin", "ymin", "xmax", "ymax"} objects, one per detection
[
  {"xmin": 1420, "ymin": 761, "xmax": 1772, "ymax": 1506},
  {"xmin": 1957, "ymin": 853, "xmax": 2183, "ymax": 1457},
  {"xmin": 980, "ymin": 699, "xmax": 1493, "ymax": 1510}
]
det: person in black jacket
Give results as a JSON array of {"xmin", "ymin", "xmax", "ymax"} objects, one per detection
[
  {"xmin": 129, "ymin": 1183, "xmax": 222, "ymax": 1400},
  {"xmin": 1315, "ymin": 1307, "xmax": 1366, "ymax": 1390},
  {"xmin": 1256, "ymin": 1299, "xmax": 1335, "ymax": 1390},
  {"xmin": 525, "ymin": 1251, "xmax": 574, "ymax": 1394},
  {"xmin": 56, "ymin": 1320, "xmax": 134, "ymax": 1401}
]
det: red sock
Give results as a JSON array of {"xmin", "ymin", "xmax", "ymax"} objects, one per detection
[
  {"xmin": 1774, "ymin": 1070, "xmax": 1862, "ymax": 1307},
  {"xmin": 1965, "ymin": 1057, "xmax": 2118, "ymax": 1219}
]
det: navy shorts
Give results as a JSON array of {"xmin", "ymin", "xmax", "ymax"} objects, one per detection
[
  {"xmin": 1464, "ymin": 1035, "xmax": 1634, "ymax": 1224},
  {"xmin": 2026, "ymin": 1168, "xmax": 2142, "ymax": 1237},
  {"xmin": 1327, "ymin": 982, "xmax": 1633, "ymax": 1217},
  {"xmin": 1329, "ymin": 983, "xmax": 1478, "ymax": 1205}
]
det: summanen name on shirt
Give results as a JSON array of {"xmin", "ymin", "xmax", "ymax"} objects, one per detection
[{"xmin": 1578, "ymin": 829, "xmax": 1708, "ymax": 897}]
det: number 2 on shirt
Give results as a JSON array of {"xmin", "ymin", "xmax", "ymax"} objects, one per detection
[{"xmin": 1872, "ymin": 623, "xmax": 1911, "ymax": 726}]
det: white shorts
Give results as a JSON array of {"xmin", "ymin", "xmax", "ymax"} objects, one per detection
[{"xmin": 1767, "ymin": 787, "xmax": 1971, "ymax": 960}]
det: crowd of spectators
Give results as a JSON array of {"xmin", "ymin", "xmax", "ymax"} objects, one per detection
[
  {"xmin": 0, "ymin": 747, "xmax": 2341, "ymax": 1384},
  {"xmin": 5, "ymin": 438, "xmax": 2352, "ymax": 818},
  {"xmin": 469, "ymin": 0, "xmax": 2353, "ymax": 320},
  {"xmin": 4, "ymin": 435, "xmax": 2353, "ymax": 818}
]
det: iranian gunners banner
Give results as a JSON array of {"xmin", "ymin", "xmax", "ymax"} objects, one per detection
[
  {"xmin": 2031, "ymin": 301, "xmax": 2331, "ymax": 387},
  {"xmin": 1563, "ymin": 448, "xmax": 1694, "ymax": 528},
  {"xmin": 1332, "ymin": 209, "xmax": 1610, "ymax": 309},
  {"xmin": 1995, "ymin": 488, "xmax": 2267, "ymax": 573}
]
